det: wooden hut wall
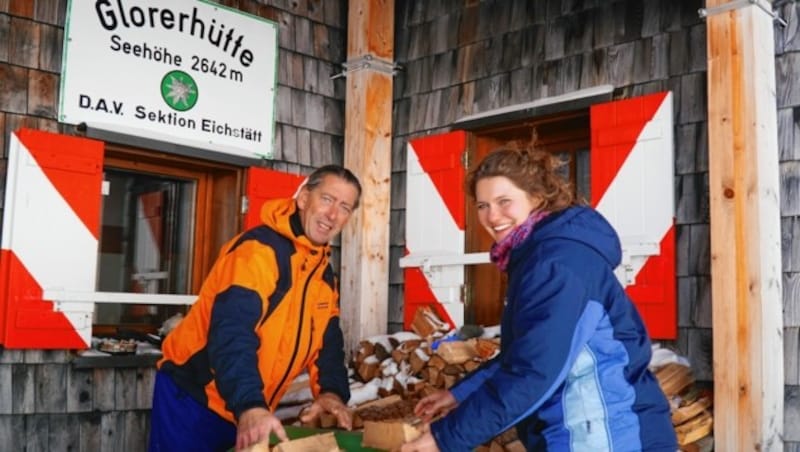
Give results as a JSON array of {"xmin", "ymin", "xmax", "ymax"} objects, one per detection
[
  {"xmin": 391, "ymin": 0, "xmax": 800, "ymax": 445},
  {"xmin": 0, "ymin": 0, "xmax": 348, "ymax": 449},
  {"xmin": 777, "ymin": 1, "xmax": 800, "ymax": 446}
]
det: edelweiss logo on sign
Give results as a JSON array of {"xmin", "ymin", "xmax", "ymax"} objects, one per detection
[
  {"xmin": 161, "ymin": 70, "xmax": 199, "ymax": 111},
  {"xmin": 59, "ymin": 0, "xmax": 278, "ymax": 160}
]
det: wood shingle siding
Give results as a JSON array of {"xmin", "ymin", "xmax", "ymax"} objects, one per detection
[
  {"xmin": 0, "ymin": 65, "xmax": 27, "ymax": 114},
  {"xmin": 0, "ymin": 363, "xmax": 10, "ymax": 414},
  {"xmin": 0, "ymin": 13, "xmax": 9, "ymax": 62},
  {"xmin": 33, "ymin": 0, "xmax": 65, "ymax": 26},
  {"xmin": 9, "ymin": 15, "xmax": 39, "ymax": 67},
  {"xmin": 38, "ymin": 22, "xmax": 61, "ymax": 72},
  {"xmin": 677, "ymin": 275, "xmax": 712, "ymax": 328},
  {"xmin": 0, "ymin": 350, "xmax": 160, "ymax": 449},
  {"xmin": 27, "ymin": 69, "xmax": 57, "ymax": 117},
  {"xmin": 777, "ymin": 52, "xmax": 800, "ymax": 108},
  {"xmin": 777, "ymin": 107, "xmax": 800, "ymax": 161},
  {"xmin": 782, "ymin": 161, "xmax": 800, "ymax": 216},
  {"xmin": 66, "ymin": 367, "xmax": 93, "ymax": 412},
  {"xmin": 787, "ymin": 327, "xmax": 800, "ymax": 385},
  {"xmin": 35, "ymin": 363, "xmax": 68, "ymax": 412},
  {"xmin": 788, "ymin": 386, "xmax": 800, "ymax": 443}
]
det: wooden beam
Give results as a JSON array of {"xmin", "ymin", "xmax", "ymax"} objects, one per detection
[
  {"xmin": 340, "ymin": 0, "xmax": 395, "ymax": 354},
  {"xmin": 706, "ymin": 0, "xmax": 783, "ymax": 450}
]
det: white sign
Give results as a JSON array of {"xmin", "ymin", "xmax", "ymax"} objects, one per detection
[{"xmin": 59, "ymin": 0, "xmax": 278, "ymax": 160}]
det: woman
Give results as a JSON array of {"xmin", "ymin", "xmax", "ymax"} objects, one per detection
[{"xmin": 401, "ymin": 146, "xmax": 676, "ymax": 451}]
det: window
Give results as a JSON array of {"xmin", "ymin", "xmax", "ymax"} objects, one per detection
[
  {"xmin": 404, "ymin": 92, "xmax": 676, "ymax": 338},
  {"xmin": 466, "ymin": 110, "xmax": 590, "ymax": 326},
  {"xmin": 0, "ymin": 129, "xmax": 249, "ymax": 348},
  {"xmin": 93, "ymin": 145, "xmax": 244, "ymax": 336}
]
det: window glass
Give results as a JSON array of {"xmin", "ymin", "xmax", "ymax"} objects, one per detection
[
  {"xmin": 575, "ymin": 148, "xmax": 590, "ymax": 203},
  {"xmin": 95, "ymin": 168, "xmax": 195, "ymax": 326}
]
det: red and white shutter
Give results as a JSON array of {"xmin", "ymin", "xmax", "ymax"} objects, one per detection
[
  {"xmin": 244, "ymin": 167, "xmax": 305, "ymax": 229},
  {"xmin": 401, "ymin": 93, "xmax": 676, "ymax": 339},
  {"xmin": 402, "ymin": 131, "xmax": 467, "ymax": 329},
  {"xmin": 591, "ymin": 91, "xmax": 676, "ymax": 339},
  {"xmin": 0, "ymin": 129, "xmax": 104, "ymax": 348}
]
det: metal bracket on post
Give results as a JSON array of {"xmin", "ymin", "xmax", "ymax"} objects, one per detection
[
  {"xmin": 330, "ymin": 54, "xmax": 402, "ymax": 79},
  {"xmin": 698, "ymin": 0, "xmax": 787, "ymax": 27}
]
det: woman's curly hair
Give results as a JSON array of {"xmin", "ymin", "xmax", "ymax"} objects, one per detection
[{"xmin": 466, "ymin": 144, "xmax": 576, "ymax": 213}]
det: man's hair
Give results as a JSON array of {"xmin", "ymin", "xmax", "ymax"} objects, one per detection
[{"xmin": 304, "ymin": 164, "xmax": 362, "ymax": 209}]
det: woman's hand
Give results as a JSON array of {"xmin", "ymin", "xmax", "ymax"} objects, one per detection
[
  {"xmin": 236, "ymin": 407, "xmax": 287, "ymax": 451},
  {"xmin": 299, "ymin": 392, "xmax": 353, "ymax": 430},
  {"xmin": 413, "ymin": 389, "xmax": 457, "ymax": 422},
  {"xmin": 400, "ymin": 431, "xmax": 440, "ymax": 452}
]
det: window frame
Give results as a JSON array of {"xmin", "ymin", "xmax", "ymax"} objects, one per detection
[{"xmin": 89, "ymin": 145, "xmax": 245, "ymax": 335}]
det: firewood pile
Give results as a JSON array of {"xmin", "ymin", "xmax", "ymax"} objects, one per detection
[
  {"xmin": 287, "ymin": 308, "xmax": 713, "ymax": 452},
  {"xmin": 652, "ymin": 357, "xmax": 714, "ymax": 451},
  {"xmin": 339, "ymin": 306, "xmax": 528, "ymax": 450},
  {"xmin": 344, "ymin": 307, "xmax": 500, "ymax": 426}
]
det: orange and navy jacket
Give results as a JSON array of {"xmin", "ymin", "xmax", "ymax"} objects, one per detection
[{"xmin": 158, "ymin": 198, "xmax": 350, "ymax": 423}]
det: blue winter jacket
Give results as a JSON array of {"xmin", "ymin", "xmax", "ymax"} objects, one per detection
[{"xmin": 430, "ymin": 206, "xmax": 677, "ymax": 451}]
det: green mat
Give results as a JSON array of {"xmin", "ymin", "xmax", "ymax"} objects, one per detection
[{"xmin": 269, "ymin": 425, "xmax": 384, "ymax": 452}]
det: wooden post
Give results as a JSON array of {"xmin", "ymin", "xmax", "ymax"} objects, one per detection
[
  {"xmin": 340, "ymin": 0, "xmax": 395, "ymax": 354},
  {"xmin": 706, "ymin": 0, "xmax": 783, "ymax": 450}
]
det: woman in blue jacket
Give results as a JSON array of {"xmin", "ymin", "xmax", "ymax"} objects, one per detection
[{"xmin": 402, "ymin": 146, "xmax": 677, "ymax": 451}]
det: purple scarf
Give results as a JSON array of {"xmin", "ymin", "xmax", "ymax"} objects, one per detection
[{"xmin": 489, "ymin": 209, "xmax": 550, "ymax": 272}]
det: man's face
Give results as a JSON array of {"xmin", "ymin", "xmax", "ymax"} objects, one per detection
[{"xmin": 296, "ymin": 174, "xmax": 359, "ymax": 246}]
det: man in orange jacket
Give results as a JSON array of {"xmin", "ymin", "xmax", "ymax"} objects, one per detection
[{"xmin": 149, "ymin": 165, "xmax": 362, "ymax": 452}]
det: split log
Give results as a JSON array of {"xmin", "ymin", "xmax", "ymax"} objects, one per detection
[
  {"xmin": 272, "ymin": 432, "xmax": 339, "ymax": 452},
  {"xmin": 675, "ymin": 411, "xmax": 713, "ymax": 446},
  {"xmin": 357, "ymin": 356, "xmax": 380, "ymax": 382},
  {"xmin": 408, "ymin": 348, "xmax": 431, "ymax": 374},
  {"xmin": 362, "ymin": 421, "xmax": 421, "ymax": 450},
  {"xmin": 654, "ymin": 363, "xmax": 695, "ymax": 397},
  {"xmin": 427, "ymin": 354, "xmax": 447, "ymax": 371},
  {"xmin": 436, "ymin": 341, "xmax": 477, "ymax": 364},
  {"xmin": 410, "ymin": 306, "xmax": 449, "ymax": 338},
  {"xmin": 672, "ymin": 395, "xmax": 713, "ymax": 425}
]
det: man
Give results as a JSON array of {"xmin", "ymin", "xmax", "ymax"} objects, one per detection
[{"xmin": 149, "ymin": 165, "xmax": 362, "ymax": 452}]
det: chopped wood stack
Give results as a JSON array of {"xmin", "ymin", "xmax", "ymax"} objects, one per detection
[
  {"xmin": 653, "ymin": 362, "xmax": 714, "ymax": 450},
  {"xmin": 289, "ymin": 310, "xmax": 715, "ymax": 452},
  {"xmin": 340, "ymin": 307, "xmax": 526, "ymax": 450},
  {"xmin": 349, "ymin": 331, "xmax": 500, "ymax": 408}
]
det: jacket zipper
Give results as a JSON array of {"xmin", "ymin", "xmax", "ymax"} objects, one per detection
[{"xmin": 268, "ymin": 256, "xmax": 324, "ymax": 408}]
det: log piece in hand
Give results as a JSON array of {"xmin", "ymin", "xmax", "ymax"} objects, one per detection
[
  {"xmin": 361, "ymin": 420, "xmax": 422, "ymax": 451},
  {"xmin": 272, "ymin": 432, "xmax": 340, "ymax": 452}
]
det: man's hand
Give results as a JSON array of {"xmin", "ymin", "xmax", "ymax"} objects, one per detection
[
  {"xmin": 400, "ymin": 431, "xmax": 440, "ymax": 452},
  {"xmin": 413, "ymin": 389, "xmax": 457, "ymax": 422},
  {"xmin": 299, "ymin": 392, "xmax": 353, "ymax": 430},
  {"xmin": 236, "ymin": 407, "xmax": 288, "ymax": 451}
]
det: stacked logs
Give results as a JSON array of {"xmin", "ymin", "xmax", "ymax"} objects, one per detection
[
  {"xmin": 348, "ymin": 336, "xmax": 500, "ymax": 417},
  {"xmin": 344, "ymin": 309, "xmax": 714, "ymax": 451},
  {"xmin": 292, "ymin": 307, "xmax": 713, "ymax": 452},
  {"xmin": 652, "ymin": 362, "xmax": 714, "ymax": 451},
  {"xmin": 341, "ymin": 306, "xmax": 524, "ymax": 450}
]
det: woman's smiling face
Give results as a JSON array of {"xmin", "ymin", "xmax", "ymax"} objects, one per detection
[{"xmin": 475, "ymin": 176, "xmax": 541, "ymax": 242}]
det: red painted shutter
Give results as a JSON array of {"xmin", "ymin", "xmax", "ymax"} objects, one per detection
[
  {"xmin": 403, "ymin": 131, "xmax": 467, "ymax": 329},
  {"xmin": 244, "ymin": 167, "xmax": 305, "ymax": 230},
  {"xmin": 0, "ymin": 129, "xmax": 104, "ymax": 348},
  {"xmin": 590, "ymin": 92, "xmax": 677, "ymax": 339}
]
